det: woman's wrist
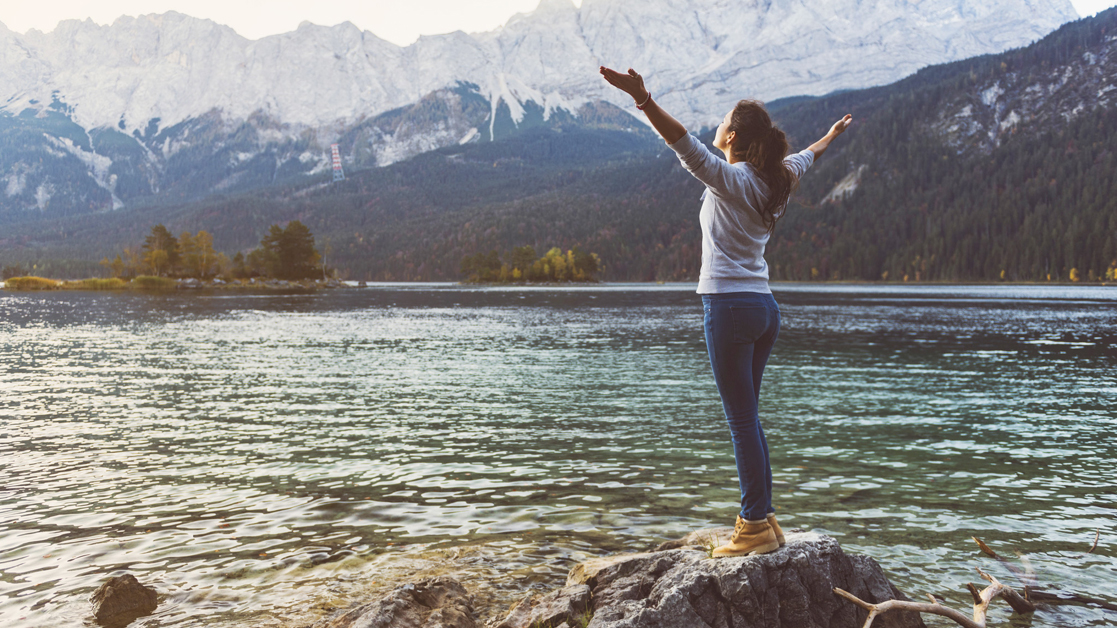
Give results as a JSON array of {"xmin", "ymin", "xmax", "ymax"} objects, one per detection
[{"xmin": 634, "ymin": 91, "xmax": 652, "ymax": 110}]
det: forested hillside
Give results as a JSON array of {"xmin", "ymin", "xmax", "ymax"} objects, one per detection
[
  {"xmin": 767, "ymin": 8, "xmax": 1117, "ymax": 282},
  {"xmin": 2, "ymin": 8, "xmax": 1115, "ymax": 282}
]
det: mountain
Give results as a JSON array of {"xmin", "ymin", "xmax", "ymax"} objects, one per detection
[
  {"xmin": 0, "ymin": 0, "xmax": 1078, "ymax": 217},
  {"xmin": 4, "ymin": 8, "xmax": 1115, "ymax": 284}
]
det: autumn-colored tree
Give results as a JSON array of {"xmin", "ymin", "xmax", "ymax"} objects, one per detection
[
  {"xmin": 121, "ymin": 247, "xmax": 143, "ymax": 279},
  {"xmin": 99, "ymin": 255, "xmax": 126, "ymax": 278},
  {"xmin": 144, "ymin": 249, "xmax": 170, "ymax": 276},
  {"xmin": 461, "ymin": 245, "xmax": 600, "ymax": 283},
  {"xmin": 142, "ymin": 225, "xmax": 179, "ymax": 276},
  {"xmin": 180, "ymin": 230, "xmax": 221, "ymax": 279}
]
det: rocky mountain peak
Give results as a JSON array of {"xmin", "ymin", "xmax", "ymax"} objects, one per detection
[
  {"xmin": 1, "ymin": 0, "xmax": 1079, "ymax": 133},
  {"xmin": 0, "ymin": 0, "xmax": 1082, "ymax": 215}
]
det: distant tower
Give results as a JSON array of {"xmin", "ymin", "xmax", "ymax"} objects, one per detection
[{"xmin": 330, "ymin": 143, "xmax": 345, "ymax": 182}]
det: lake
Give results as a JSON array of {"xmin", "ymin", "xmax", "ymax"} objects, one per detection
[{"xmin": 1, "ymin": 283, "xmax": 1115, "ymax": 627}]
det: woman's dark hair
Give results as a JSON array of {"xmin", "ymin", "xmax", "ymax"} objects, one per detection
[{"xmin": 727, "ymin": 100, "xmax": 798, "ymax": 233}]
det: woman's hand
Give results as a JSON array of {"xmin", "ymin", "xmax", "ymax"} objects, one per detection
[
  {"xmin": 598, "ymin": 65, "xmax": 686, "ymax": 143},
  {"xmin": 809, "ymin": 114, "xmax": 853, "ymax": 160},
  {"xmin": 827, "ymin": 114, "xmax": 853, "ymax": 138},
  {"xmin": 599, "ymin": 66, "xmax": 650, "ymax": 104}
]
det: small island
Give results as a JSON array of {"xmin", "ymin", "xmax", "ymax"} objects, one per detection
[
  {"xmin": 461, "ymin": 245, "xmax": 602, "ymax": 284},
  {"xmin": 3, "ymin": 221, "xmax": 344, "ymax": 291}
]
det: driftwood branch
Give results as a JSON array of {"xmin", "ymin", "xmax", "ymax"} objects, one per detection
[
  {"xmin": 973, "ymin": 537, "xmax": 1036, "ymax": 588},
  {"xmin": 973, "ymin": 532, "xmax": 1117, "ymax": 612},
  {"xmin": 1024, "ymin": 589, "xmax": 1117, "ymax": 612},
  {"xmin": 835, "ymin": 568, "xmax": 1034, "ymax": 628},
  {"xmin": 840, "ymin": 531, "xmax": 1115, "ymax": 628},
  {"xmin": 976, "ymin": 569, "xmax": 1035, "ymax": 615},
  {"xmin": 834, "ymin": 587, "xmax": 982, "ymax": 628}
]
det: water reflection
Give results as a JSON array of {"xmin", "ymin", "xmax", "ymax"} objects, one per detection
[{"xmin": 1, "ymin": 284, "xmax": 1115, "ymax": 627}]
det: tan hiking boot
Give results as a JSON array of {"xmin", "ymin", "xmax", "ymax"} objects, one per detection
[
  {"xmin": 767, "ymin": 513, "xmax": 785, "ymax": 547},
  {"xmin": 711, "ymin": 516, "xmax": 779, "ymax": 558}
]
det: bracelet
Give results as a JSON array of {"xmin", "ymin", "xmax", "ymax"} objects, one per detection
[{"xmin": 635, "ymin": 92, "xmax": 652, "ymax": 110}]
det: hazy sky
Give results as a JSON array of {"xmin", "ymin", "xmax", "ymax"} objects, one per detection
[{"xmin": 0, "ymin": 0, "xmax": 1112, "ymax": 46}]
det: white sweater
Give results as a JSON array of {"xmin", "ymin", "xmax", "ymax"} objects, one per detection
[{"xmin": 667, "ymin": 132, "xmax": 814, "ymax": 294}]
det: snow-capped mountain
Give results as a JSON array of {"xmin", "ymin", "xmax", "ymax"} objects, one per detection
[{"xmin": 0, "ymin": 0, "xmax": 1079, "ymax": 216}]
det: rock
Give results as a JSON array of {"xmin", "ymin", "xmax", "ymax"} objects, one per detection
[
  {"xmin": 489, "ymin": 596, "xmax": 532, "ymax": 628},
  {"xmin": 177, "ymin": 278, "xmax": 202, "ymax": 289},
  {"xmin": 574, "ymin": 531, "xmax": 924, "ymax": 628},
  {"xmin": 89, "ymin": 574, "xmax": 158, "ymax": 626},
  {"xmin": 567, "ymin": 553, "xmax": 655, "ymax": 587},
  {"xmin": 357, "ymin": 281, "xmax": 368, "ymax": 288},
  {"xmin": 654, "ymin": 527, "xmax": 733, "ymax": 553},
  {"xmin": 212, "ymin": 278, "xmax": 225, "ymax": 285},
  {"xmin": 313, "ymin": 576, "xmax": 475, "ymax": 628},
  {"xmin": 488, "ymin": 585, "xmax": 591, "ymax": 628}
]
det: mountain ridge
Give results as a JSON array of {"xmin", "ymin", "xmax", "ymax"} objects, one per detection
[
  {"xmin": 3, "ymin": 7, "xmax": 1115, "ymax": 283},
  {"xmin": 7, "ymin": 5, "xmax": 1114, "ymax": 283},
  {"xmin": 0, "ymin": 0, "xmax": 1079, "ymax": 216}
]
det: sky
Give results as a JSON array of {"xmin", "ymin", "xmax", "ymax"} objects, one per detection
[{"xmin": 0, "ymin": 0, "xmax": 1112, "ymax": 46}]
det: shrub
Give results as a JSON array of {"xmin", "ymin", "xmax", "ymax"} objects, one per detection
[
  {"xmin": 4, "ymin": 276, "xmax": 61, "ymax": 290},
  {"xmin": 131, "ymin": 275, "xmax": 178, "ymax": 290},
  {"xmin": 61, "ymin": 278, "xmax": 128, "ymax": 290}
]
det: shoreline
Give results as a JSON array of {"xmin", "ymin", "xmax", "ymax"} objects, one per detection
[
  {"xmin": 2, "ymin": 276, "xmax": 348, "ymax": 292},
  {"xmin": 4, "ymin": 276, "xmax": 1115, "ymax": 291}
]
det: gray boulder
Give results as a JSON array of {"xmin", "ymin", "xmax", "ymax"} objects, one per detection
[
  {"xmin": 89, "ymin": 573, "xmax": 158, "ymax": 626},
  {"xmin": 492, "ymin": 530, "xmax": 924, "ymax": 628},
  {"xmin": 313, "ymin": 576, "xmax": 475, "ymax": 628},
  {"xmin": 582, "ymin": 531, "xmax": 924, "ymax": 628}
]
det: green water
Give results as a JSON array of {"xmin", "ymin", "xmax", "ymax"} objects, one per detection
[{"xmin": 1, "ymin": 284, "xmax": 1114, "ymax": 627}]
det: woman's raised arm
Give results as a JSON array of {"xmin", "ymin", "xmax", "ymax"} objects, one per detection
[
  {"xmin": 599, "ymin": 66, "xmax": 687, "ymax": 145},
  {"xmin": 806, "ymin": 115, "xmax": 853, "ymax": 160}
]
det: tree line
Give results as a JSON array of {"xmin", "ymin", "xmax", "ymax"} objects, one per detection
[
  {"xmin": 461, "ymin": 245, "xmax": 601, "ymax": 283},
  {"xmin": 99, "ymin": 220, "xmax": 326, "ymax": 280}
]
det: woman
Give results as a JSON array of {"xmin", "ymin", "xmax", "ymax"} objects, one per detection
[{"xmin": 600, "ymin": 65, "xmax": 852, "ymax": 557}]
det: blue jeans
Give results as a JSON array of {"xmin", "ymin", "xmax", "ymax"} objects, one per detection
[{"xmin": 702, "ymin": 292, "xmax": 780, "ymax": 522}]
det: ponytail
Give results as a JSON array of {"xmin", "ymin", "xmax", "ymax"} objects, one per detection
[{"xmin": 727, "ymin": 100, "xmax": 798, "ymax": 233}]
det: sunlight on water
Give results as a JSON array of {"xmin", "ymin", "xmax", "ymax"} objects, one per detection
[{"xmin": 1, "ymin": 284, "xmax": 1115, "ymax": 627}]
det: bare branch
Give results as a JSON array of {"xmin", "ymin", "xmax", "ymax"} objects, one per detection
[
  {"xmin": 966, "ymin": 582, "xmax": 982, "ymax": 604},
  {"xmin": 835, "ymin": 570, "xmax": 1035, "ymax": 628},
  {"xmin": 1026, "ymin": 590, "xmax": 1117, "ymax": 612},
  {"xmin": 836, "ymin": 534, "xmax": 1106, "ymax": 628},
  {"xmin": 973, "ymin": 569, "xmax": 1036, "ymax": 620},
  {"xmin": 972, "ymin": 536, "xmax": 998, "ymax": 558},
  {"xmin": 973, "ymin": 536, "xmax": 1031, "ymax": 588},
  {"xmin": 834, "ymin": 588, "xmax": 983, "ymax": 628}
]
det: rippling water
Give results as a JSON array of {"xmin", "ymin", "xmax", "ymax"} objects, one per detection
[{"xmin": 1, "ymin": 284, "xmax": 1115, "ymax": 627}]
